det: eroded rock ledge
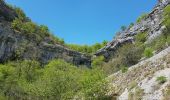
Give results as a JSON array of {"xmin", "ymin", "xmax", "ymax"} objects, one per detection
[
  {"xmin": 95, "ymin": 0, "xmax": 170, "ymax": 60},
  {"xmin": 0, "ymin": 0, "xmax": 91, "ymax": 66}
]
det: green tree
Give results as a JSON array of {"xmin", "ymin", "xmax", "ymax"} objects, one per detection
[{"xmin": 121, "ymin": 26, "xmax": 127, "ymax": 31}]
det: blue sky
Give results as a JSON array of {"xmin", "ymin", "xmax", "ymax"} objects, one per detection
[{"xmin": 6, "ymin": 0, "xmax": 157, "ymax": 45}]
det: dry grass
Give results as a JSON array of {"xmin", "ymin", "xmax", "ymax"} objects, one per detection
[
  {"xmin": 128, "ymin": 86, "xmax": 144, "ymax": 100},
  {"xmin": 163, "ymin": 84, "xmax": 170, "ymax": 100}
]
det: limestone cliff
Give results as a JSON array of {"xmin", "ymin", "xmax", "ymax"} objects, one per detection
[
  {"xmin": 0, "ymin": 0, "xmax": 91, "ymax": 66},
  {"xmin": 95, "ymin": 0, "xmax": 170, "ymax": 60}
]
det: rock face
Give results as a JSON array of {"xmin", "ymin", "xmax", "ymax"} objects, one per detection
[
  {"xmin": 109, "ymin": 46, "xmax": 170, "ymax": 100},
  {"xmin": 95, "ymin": 0, "xmax": 170, "ymax": 59},
  {"xmin": 0, "ymin": 0, "xmax": 91, "ymax": 66}
]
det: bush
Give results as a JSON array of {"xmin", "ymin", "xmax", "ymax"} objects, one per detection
[
  {"xmin": 135, "ymin": 32, "xmax": 147, "ymax": 43},
  {"xmin": 121, "ymin": 66, "xmax": 128, "ymax": 73},
  {"xmin": 156, "ymin": 76, "xmax": 167, "ymax": 84},
  {"xmin": 163, "ymin": 5, "xmax": 170, "ymax": 31},
  {"xmin": 117, "ymin": 43, "xmax": 144, "ymax": 66},
  {"xmin": 0, "ymin": 59, "xmax": 111, "ymax": 99},
  {"xmin": 144, "ymin": 48, "xmax": 153, "ymax": 58},
  {"xmin": 136, "ymin": 13, "xmax": 148, "ymax": 23},
  {"xmin": 67, "ymin": 40, "xmax": 108, "ymax": 54},
  {"xmin": 14, "ymin": 7, "xmax": 27, "ymax": 21},
  {"xmin": 146, "ymin": 33, "xmax": 169, "ymax": 52},
  {"xmin": 129, "ymin": 23, "xmax": 134, "ymax": 28},
  {"xmin": 12, "ymin": 19, "xmax": 36, "ymax": 34},
  {"xmin": 92, "ymin": 56, "xmax": 105, "ymax": 67},
  {"xmin": 101, "ymin": 43, "xmax": 145, "ymax": 74},
  {"xmin": 121, "ymin": 26, "xmax": 127, "ymax": 31}
]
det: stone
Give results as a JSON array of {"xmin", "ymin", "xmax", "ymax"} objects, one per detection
[
  {"xmin": 0, "ymin": 0, "xmax": 91, "ymax": 66},
  {"xmin": 95, "ymin": 0, "xmax": 170, "ymax": 60}
]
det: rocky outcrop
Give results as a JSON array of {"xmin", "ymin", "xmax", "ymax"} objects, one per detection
[
  {"xmin": 95, "ymin": 37, "xmax": 134, "ymax": 60},
  {"xmin": 0, "ymin": 0, "xmax": 91, "ymax": 66},
  {"xmin": 0, "ymin": 20, "xmax": 91, "ymax": 66},
  {"xmin": 95, "ymin": 0, "xmax": 170, "ymax": 59},
  {"xmin": 108, "ymin": 46, "xmax": 170, "ymax": 100}
]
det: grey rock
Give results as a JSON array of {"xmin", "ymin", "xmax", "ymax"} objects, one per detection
[
  {"xmin": 0, "ymin": 0, "xmax": 91, "ymax": 66},
  {"xmin": 95, "ymin": 0, "xmax": 170, "ymax": 60}
]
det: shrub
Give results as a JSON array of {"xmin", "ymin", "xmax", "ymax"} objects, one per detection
[
  {"xmin": 0, "ymin": 59, "xmax": 110, "ymax": 99},
  {"xmin": 14, "ymin": 7, "xmax": 27, "ymax": 21},
  {"xmin": 117, "ymin": 43, "xmax": 144, "ymax": 66},
  {"xmin": 156, "ymin": 76, "xmax": 167, "ymax": 84},
  {"xmin": 135, "ymin": 32, "xmax": 147, "ymax": 43},
  {"xmin": 92, "ymin": 56, "xmax": 105, "ymax": 67},
  {"xmin": 136, "ymin": 13, "xmax": 148, "ymax": 23},
  {"xmin": 12, "ymin": 19, "xmax": 37, "ymax": 34},
  {"xmin": 129, "ymin": 23, "xmax": 134, "ymax": 28},
  {"xmin": 163, "ymin": 5, "xmax": 170, "ymax": 31},
  {"xmin": 146, "ymin": 5, "xmax": 170, "ymax": 52},
  {"xmin": 101, "ymin": 43, "xmax": 144, "ymax": 74},
  {"xmin": 121, "ymin": 66, "xmax": 128, "ymax": 73},
  {"xmin": 11, "ymin": 18, "xmax": 23, "ymax": 31},
  {"xmin": 38, "ymin": 25, "xmax": 50, "ymax": 37},
  {"xmin": 67, "ymin": 40, "xmax": 107, "ymax": 54},
  {"xmin": 121, "ymin": 26, "xmax": 127, "ymax": 31},
  {"xmin": 146, "ymin": 32, "xmax": 170, "ymax": 52},
  {"xmin": 144, "ymin": 48, "xmax": 153, "ymax": 58}
]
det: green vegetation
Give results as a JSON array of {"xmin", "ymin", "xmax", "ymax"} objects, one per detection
[
  {"xmin": 163, "ymin": 5, "xmax": 170, "ymax": 31},
  {"xmin": 116, "ymin": 43, "xmax": 144, "ymax": 66},
  {"xmin": 14, "ymin": 7, "xmax": 27, "ymax": 21},
  {"xmin": 92, "ymin": 56, "xmax": 105, "ymax": 67},
  {"xmin": 128, "ymin": 86, "xmax": 144, "ymax": 100},
  {"xmin": 146, "ymin": 6, "xmax": 170, "ymax": 53},
  {"xmin": 102, "ymin": 5, "xmax": 170, "ymax": 74},
  {"xmin": 121, "ymin": 66, "xmax": 128, "ymax": 73},
  {"xmin": 135, "ymin": 32, "xmax": 147, "ymax": 43},
  {"xmin": 67, "ymin": 40, "xmax": 108, "ymax": 54},
  {"xmin": 9, "ymin": 5, "xmax": 107, "ymax": 53},
  {"xmin": 156, "ymin": 76, "xmax": 167, "ymax": 84},
  {"xmin": 0, "ymin": 59, "xmax": 111, "ymax": 99},
  {"xmin": 11, "ymin": 11, "xmax": 106, "ymax": 54},
  {"xmin": 136, "ymin": 13, "xmax": 148, "ymax": 23},
  {"xmin": 128, "ymin": 81, "xmax": 137, "ymax": 90},
  {"xmin": 129, "ymin": 23, "xmax": 134, "ymax": 28},
  {"xmin": 163, "ymin": 85, "xmax": 170, "ymax": 100},
  {"xmin": 100, "ymin": 42, "xmax": 145, "ymax": 74},
  {"xmin": 3, "ymin": 2, "xmax": 170, "ymax": 99},
  {"xmin": 121, "ymin": 26, "xmax": 127, "ymax": 31},
  {"xmin": 144, "ymin": 48, "xmax": 153, "ymax": 58}
]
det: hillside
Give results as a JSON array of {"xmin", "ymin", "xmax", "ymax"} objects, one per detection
[
  {"xmin": 0, "ymin": 0, "xmax": 91, "ymax": 66},
  {"xmin": 96, "ymin": 0, "xmax": 169, "ymax": 60},
  {"xmin": 109, "ymin": 46, "xmax": 170, "ymax": 99},
  {"xmin": 0, "ymin": 0, "xmax": 170, "ymax": 100}
]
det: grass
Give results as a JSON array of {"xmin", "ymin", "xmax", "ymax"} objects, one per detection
[
  {"xmin": 128, "ymin": 86, "xmax": 144, "ymax": 100},
  {"xmin": 156, "ymin": 76, "xmax": 167, "ymax": 84},
  {"xmin": 163, "ymin": 85, "xmax": 170, "ymax": 100},
  {"xmin": 128, "ymin": 81, "xmax": 137, "ymax": 90}
]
